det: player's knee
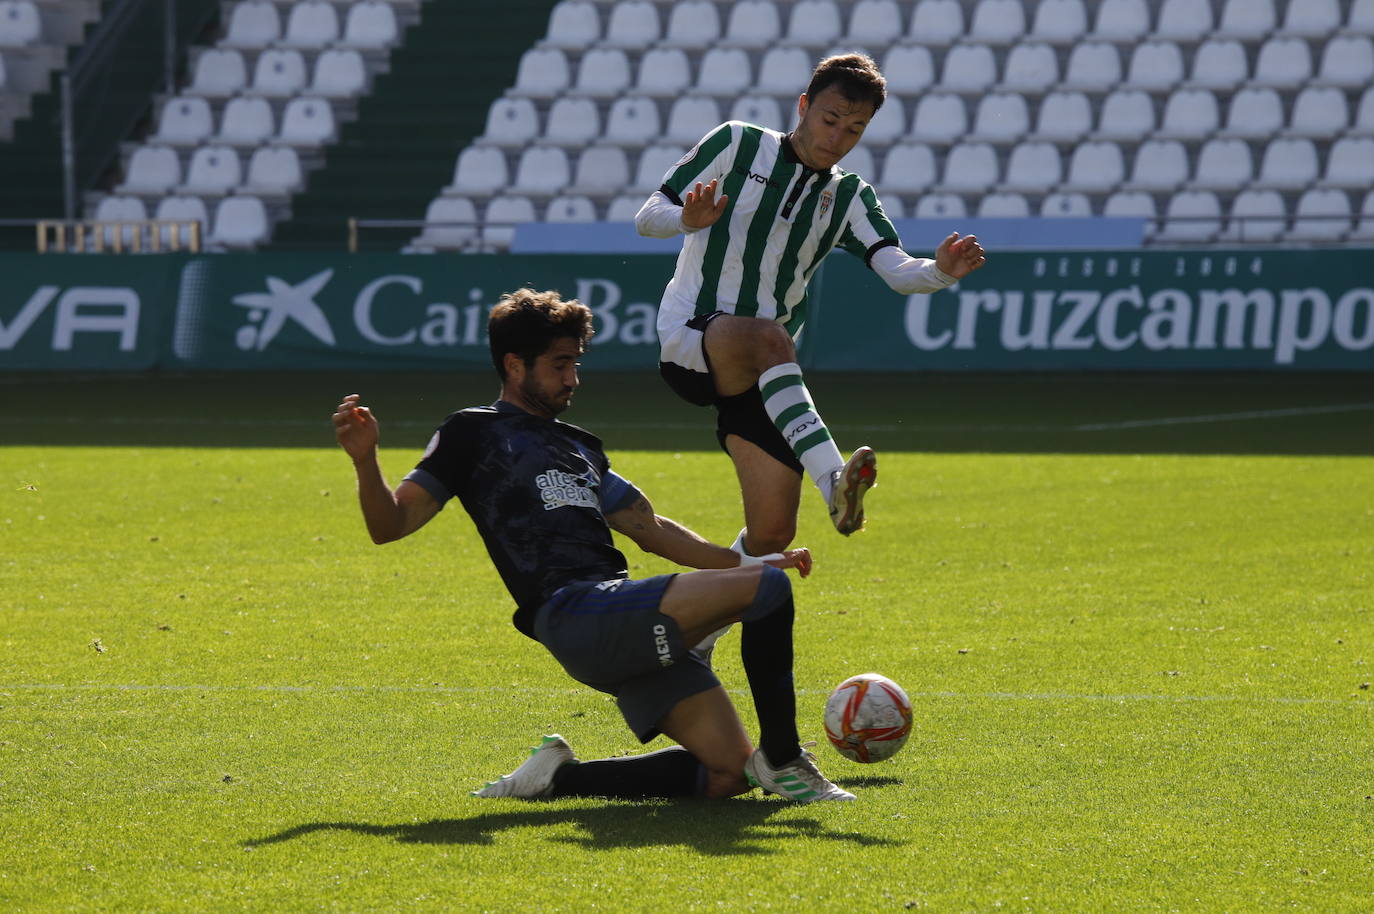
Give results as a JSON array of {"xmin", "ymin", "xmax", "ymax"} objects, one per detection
[
  {"xmin": 745, "ymin": 519, "xmax": 795, "ymax": 556},
  {"xmin": 741, "ymin": 565, "xmax": 792, "ymax": 622}
]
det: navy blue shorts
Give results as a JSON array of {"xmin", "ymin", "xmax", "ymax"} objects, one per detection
[{"xmin": 534, "ymin": 575, "xmax": 720, "ymax": 743}]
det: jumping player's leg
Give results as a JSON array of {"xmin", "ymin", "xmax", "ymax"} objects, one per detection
[{"xmin": 725, "ymin": 434, "xmax": 801, "ymax": 555}]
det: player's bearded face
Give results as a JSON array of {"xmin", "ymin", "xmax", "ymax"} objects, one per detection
[{"xmin": 519, "ymin": 338, "xmax": 582, "ymax": 417}]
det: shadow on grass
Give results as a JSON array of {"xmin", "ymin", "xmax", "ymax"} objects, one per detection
[{"xmin": 246, "ymin": 799, "xmax": 902, "ymax": 857}]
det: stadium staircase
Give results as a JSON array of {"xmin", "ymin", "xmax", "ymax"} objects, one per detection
[{"xmin": 266, "ymin": 0, "xmax": 556, "ymax": 250}]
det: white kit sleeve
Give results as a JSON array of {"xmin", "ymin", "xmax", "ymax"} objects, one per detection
[
  {"xmin": 869, "ymin": 244, "xmax": 958, "ymax": 295},
  {"xmin": 634, "ymin": 190, "xmax": 703, "ymax": 238}
]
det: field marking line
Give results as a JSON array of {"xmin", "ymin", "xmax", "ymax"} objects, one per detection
[
  {"xmin": 2, "ymin": 683, "xmax": 1367, "ymax": 707},
  {"xmin": 1073, "ymin": 402, "xmax": 1374, "ymax": 431}
]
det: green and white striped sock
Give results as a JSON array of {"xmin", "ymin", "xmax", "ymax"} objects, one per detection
[{"xmin": 758, "ymin": 362, "xmax": 844, "ymax": 498}]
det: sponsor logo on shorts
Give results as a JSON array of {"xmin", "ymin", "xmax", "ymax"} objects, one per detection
[{"xmin": 652, "ymin": 623, "xmax": 673, "ymax": 667}]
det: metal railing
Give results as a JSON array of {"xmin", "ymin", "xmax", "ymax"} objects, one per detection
[{"xmin": 36, "ymin": 219, "xmax": 202, "ymax": 253}]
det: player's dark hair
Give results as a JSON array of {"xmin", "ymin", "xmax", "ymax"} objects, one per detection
[
  {"xmin": 488, "ymin": 288, "xmax": 595, "ymax": 379},
  {"xmin": 805, "ymin": 53, "xmax": 886, "ymax": 113}
]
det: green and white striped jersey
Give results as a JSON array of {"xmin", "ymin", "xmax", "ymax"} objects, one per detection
[{"xmin": 644, "ymin": 120, "xmax": 904, "ymax": 337}]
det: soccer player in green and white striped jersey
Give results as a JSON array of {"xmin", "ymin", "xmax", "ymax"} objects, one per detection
[{"xmin": 636, "ymin": 54, "xmax": 987, "ymax": 563}]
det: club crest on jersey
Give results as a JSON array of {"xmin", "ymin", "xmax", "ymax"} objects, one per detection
[{"xmin": 818, "ymin": 190, "xmax": 834, "ymax": 219}]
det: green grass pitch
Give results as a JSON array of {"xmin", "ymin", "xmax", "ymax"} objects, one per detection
[{"xmin": 2, "ymin": 371, "xmax": 1372, "ymax": 912}]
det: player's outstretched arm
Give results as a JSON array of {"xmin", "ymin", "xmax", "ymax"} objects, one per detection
[
  {"xmin": 606, "ymin": 494, "xmax": 810, "ymax": 576},
  {"xmin": 332, "ymin": 394, "xmax": 440, "ymax": 544}
]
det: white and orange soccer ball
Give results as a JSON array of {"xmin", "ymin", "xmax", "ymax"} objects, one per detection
[{"xmin": 822, "ymin": 673, "xmax": 913, "ymax": 763}]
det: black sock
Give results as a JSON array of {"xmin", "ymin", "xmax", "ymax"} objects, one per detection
[
  {"xmin": 741, "ymin": 594, "xmax": 801, "ymax": 768},
  {"xmin": 550, "ymin": 746, "xmax": 705, "ymax": 799}
]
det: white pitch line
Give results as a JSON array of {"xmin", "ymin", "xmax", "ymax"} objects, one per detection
[
  {"xmin": 1073, "ymin": 402, "xmax": 1374, "ymax": 431},
  {"xmin": 1, "ymin": 683, "xmax": 1366, "ymax": 707}
]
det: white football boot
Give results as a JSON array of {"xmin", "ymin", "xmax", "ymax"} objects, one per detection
[
  {"xmin": 828, "ymin": 446, "xmax": 877, "ymax": 536},
  {"xmin": 471, "ymin": 735, "xmax": 577, "ymax": 798},
  {"xmin": 744, "ymin": 744, "xmax": 856, "ymax": 803}
]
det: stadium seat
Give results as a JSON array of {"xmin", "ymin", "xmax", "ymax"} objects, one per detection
[
  {"xmin": 0, "ymin": 52, "xmax": 6, "ymax": 89},
  {"xmin": 1095, "ymin": 89, "xmax": 1154, "ymax": 140},
  {"xmin": 115, "ymin": 145, "xmax": 180, "ymax": 195},
  {"xmin": 1001, "ymin": 141, "xmax": 1062, "ymax": 192},
  {"xmin": 665, "ymin": 96, "xmax": 721, "ymax": 144},
  {"xmin": 447, "ymin": 146, "xmax": 508, "ymax": 197},
  {"xmin": 1220, "ymin": 88, "xmax": 1284, "ymax": 138},
  {"xmin": 908, "ymin": 93, "xmax": 966, "ymax": 145},
  {"xmin": 906, "ymin": 0, "xmax": 963, "ymax": 46},
  {"xmin": 757, "ymin": 46, "xmax": 811, "ymax": 97},
  {"xmin": 1156, "ymin": 191, "xmax": 1221, "ymax": 242},
  {"xmin": 1030, "ymin": 0, "xmax": 1088, "ymax": 44},
  {"xmin": 939, "ymin": 43, "xmax": 996, "ymax": 93},
  {"xmin": 660, "ymin": 0, "xmax": 721, "ymax": 49},
  {"xmin": 845, "ymin": 0, "xmax": 903, "ymax": 46},
  {"xmin": 1320, "ymin": 137, "xmax": 1374, "ymax": 189},
  {"xmin": 1103, "ymin": 190, "xmax": 1157, "ymax": 235},
  {"xmin": 93, "ymin": 196, "xmax": 148, "ymax": 249},
  {"xmin": 1223, "ymin": 189, "xmax": 1286, "ymax": 242},
  {"xmin": 482, "ymin": 195, "xmax": 537, "ymax": 250},
  {"xmin": 878, "ymin": 142, "xmax": 937, "ymax": 193},
  {"xmin": 510, "ymin": 47, "xmax": 569, "ymax": 98},
  {"xmin": 1040, "ymin": 192, "xmax": 1091, "ymax": 217},
  {"xmin": 481, "ymin": 97, "xmax": 539, "ymax": 147},
  {"xmin": 178, "ymin": 145, "xmax": 242, "ymax": 197},
  {"xmin": 1125, "ymin": 41, "xmax": 1185, "ymax": 91},
  {"xmin": 1314, "ymin": 36, "xmax": 1374, "ymax": 88},
  {"xmin": 411, "ymin": 197, "xmax": 479, "ymax": 251},
  {"xmin": 880, "ymin": 44, "xmax": 934, "ymax": 94},
  {"xmin": 1091, "ymin": 0, "xmax": 1149, "ymax": 41},
  {"xmin": 241, "ymin": 146, "xmax": 303, "ymax": 197},
  {"xmin": 311, "ymin": 49, "xmax": 366, "ymax": 98},
  {"xmin": 1155, "ymin": 0, "xmax": 1211, "ymax": 39},
  {"xmin": 632, "ymin": 143, "xmax": 687, "ymax": 192},
  {"xmin": 839, "ymin": 146, "xmax": 874, "ymax": 180},
  {"xmin": 1279, "ymin": 0, "xmax": 1340, "ymax": 37},
  {"xmin": 1062, "ymin": 41, "xmax": 1121, "ymax": 89},
  {"xmin": 969, "ymin": 93, "xmax": 1029, "ymax": 143},
  {"xmin": 1251, "ymin": 37, "xmax": 1312, "ymax": 88},
  {"xmin": 605, "ymin": 195, "xmax": 645, "ymax": 222},
  {"xmin": 861, "ymin": 96, "xmax": 905, "ymax": 144},
  {"xmin": 187, "ymin": 49, "xmax": 247, "ymax": 98},
  {"xmin": 277, "ymin": 96, "xmax": 336, "ymax": 146},
  {"xmin": 999, "ymin": 42, "xmax": 1058, "ymax": 94},
  {"xmin": 977, "ymin": 192, "xmax": 1029, "ymax": 217},
  {"xmin": 250, "ymin": 49, "xmax": 307, "ymax": 97},
  {"xmin": 152, "ymin": 96, "xmax": 213, "ymax": 146},
  {"xmin": 281, "ymin": 0, "xmax": 339, "ymax": 48},
  {"xmin": 0, "ymin": 0, "xmax": 39, "ymax": 46},
  {"xmin": 1063, "ymin": 141, "xmax": 1125, "ymax": 193},
  {"xmin": 731, "ymin": 95, "xmax": 785, "ymax": 132},
  {"xmin": 1255, "ymin": 138, "xmax": 1320, "ymax": 190},
  {"xmin": 340, "ymin": 0, "xmax": 398, "ymax": 49},
  {"xmin": 603, "ymin": 0, "xmax": 660, "ymax": 49},
  {"xmin": 721, "ymin": 0, "xmax": 781, "ymax": 49},
  {"xmin": 785, "ymin": 0, "xmax": 842, "ymax": 45},
  {"xmin": 881, "ymin": 196, "xmax": 907, "ymax": 218},
  {"xmin": 1156, "ymin": 88, "xmax": 1219, "ymax": 140},
  {"xmin": 541, "ymin": 0, "xmax": 600, "ymax": 49},
  {"xmin": 216, "ymin": 96, "xmax": 275, "ymax": 146},
  {"xmin": 1188, "ymin": 138, "xmax": 1253, "ymax": 191},
  {"xmin": 573, "ymin": 48, "xmax": 631, "ymax": 98},
  {"xmin": 569, "ymin": 145, "xmax": 630, "ymax": 195},
  {"xmin": 545, "ymin": 194, "xmax": 598, "ymax": 223},
  {"xmin": 1288, "ymin": 189, "xmax": 1352, "ymax": 242},
  {"xmin": 967, "ymin": 0, "xmax": 1024, "ymax": 45},
  {"xmin": 913, "ymin": 192, "xmax": 966, "ymax": 219},
  {"xmin": 635, "ymin": 47, "xmax": 691, "ymax": 97},
  {"xmin": 1030, "ymin": 91, "xmax": 1091, "ymax": 142},
  {"xmin": 1124, "ymin": 139, "xmax": 1188, "ymax": 193},
  {"xmin": 1349, "ymin": 190, "xmax": 1374, "ymax": 242},
  {"xmin": 511, "ymin": 146, "xmax": 571, "ymax": 197},
  {"xmin": 1350, "ymin": 0, "xmax": 1374, "ymax": 31},
  {"xmin": 696, "ymin": 47, "xmax": 752, "ymax": 96},
  {"xmin": 1355, "ymin": 88, "xmax": 1374, "ymax": 136},
  {"xmin": 937, "ymin": 141, "xmax": 998, "ymax": 193},
  {"xmin": 605, "ymin": 96, "xmax": 661, "ymax": 147},
  {"xmin": 544, "ymin": 96, "xmax": 600, "ymax": 147},
  {"xmin": 1187, "ymin": 39, "xmax": 1248, "ymax": 90},
  {"xmin": 208, "ymin": 196, "xmax": 269, "ymax": 250},
  {"xmin": 1287, "ymin": 86, "xmax": 1348, "ymax": 138},
  {"xmin": 1216, "ymin": 0, "xmax": 1276, "ymax": 39},
  {"xmin": 154, "ymin": 196, "xmax": 210, "ymax": 247},
  {"xmin": 221, "ymin": 0, "xmax": 280, "ymax": 49}
]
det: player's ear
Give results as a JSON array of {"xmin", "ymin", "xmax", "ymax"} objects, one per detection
[
  {"xmin": 502, "ymin": 351, "xmax": 524, "ymax": 382},
  {"xmin": 797, "ymin": 93, "xmax": 808, "ymax": 119}
]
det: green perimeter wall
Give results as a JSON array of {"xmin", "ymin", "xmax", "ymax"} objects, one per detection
[{"xmin": 2, "ymin": 250, "xmax": 1372, "ymax": 372}]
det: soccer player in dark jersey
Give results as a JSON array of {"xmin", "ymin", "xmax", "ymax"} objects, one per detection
[{"xmin": 332, "ymin": 288, "xmax": 854, "ymax": 803}]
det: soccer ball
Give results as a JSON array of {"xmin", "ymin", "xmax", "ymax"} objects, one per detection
[{"xmin": 823, "ymin": 673, "xmax": 913, "ymax": 763}]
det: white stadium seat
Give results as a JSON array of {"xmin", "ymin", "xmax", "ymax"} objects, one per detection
[
  {"xmin": 939, "ymin": 43, "xmax": 996, "ymax": 93},
  {"xmin": 1350, "ymin": 191, "xmax": 1374, "ymax": 243},
  {"xmin": 1216, "ymin": 0, "xmax": 1275, "ymax": 39},
  {"xmin": 605, "ymin": 195, "xmax": 645, "ymax": 222},
  {"xmin": 1287, "ymin": 86, "xmax": 1348, "ymax": 138},
  {"xmin": 541, "ymin": 0, "xmax": 600, "ymax": 50},
  {"xmin": 1155, "ymin": 0, "xmax": 1211, "ymax": 39},
  {"xmin": 483, "ymin": 195, "xmax": 536, "ymax": 250},
  {"xmin": 977, "ymin": 192, "xmax": 1029, "ymax": 217},
  {"xmin": 448, "ymin": 147, "xmax": 509, "ymax": 197},
  {"xmin": 878, "ymin": 142, "xmax": 937, "ymax": 193},
  {"xmin": 153, "ymin": 96, "xmax": 213, "ymax": 146},
  {"xmin": 187, "ymin": 49, "xmax": 246, "ymax": 98},
  {"xmin": 696, "ymin": 47, "xmax": 752, "ymax": 96},
  {"xmin": 1000, "ymin": 42, "xmax": 1059, "ymax": 93},
  {"xmin": 1320, "ymin": 137, "xmax": 1374, "ymax": 189},
  {"xmin": 636, "ymin": 47, "xmax": 691, "ymax": 97},
  {"xmin": 545, "ymin": 195, "xmax": 598, "ymax": 223},
  {"xmin": 1062, "ymin": 41, "xmax": 1121, "ymax": 89},
  {"xmin": 606, "ymin": 96, "xmax": 661, "ymax": 147},
  {"xmin": 1031, "ymin": 91, "xmax": 1091, "ymax": 142},
  {"xmin": 937, "ymin": 141, "xmax": 998, "ymax": 193},
  {"xmin": 1103, "ymin": 191, "xmax": 1157, "ymax": 236},
  {"xmin": 785, "ymin": 0, "xmax": 842, "ymax": 45},
  {"xmin": 1355, "ymin": 88, "xmax": 1374, "ymax": 136},
  {"xmin": 341, "ymin": 0, "xmax": 398, "ymax": 49},
  {"xmin": 281, "ymin": 0, "xmax": 339, "ymax": 48},
  {"xmin": 1091, "ymin": 0, "xmax": 1149, "ymax": 41},
  {"xmin": 665, "ymin": 95, "xmax": 721, "ymax": 144},
  {"xmin": 632, "ymin": 143, "xmax": 687, "ymax": 192},
  {"xmin": 914, "ymin": 192, "xmax": 966, "ymax": 219},
  {"xmin": 217, "ymin": 96, "xmax": 275, "ymax": 147},
  {"xmin": 1224, "ymin": 190, "xmax": 1286, "ymax": 242},
  {"xmin": 731, "ymin": 95, "xmax": 785, "ymax": 132},
  {"xmin": 721, "ymin": 0, "xmax": 781, "ymax": 49},
  {"xmin": 969, "ymin": 93, "xmax": 1028, "ymax": 143},
  {"xmin": 544, "ymin": 96, "xmax": 601, "ymax": 147},
  {"xmin": 1040, "ymin": 192, "xmax": 1091, "ymax": 217},
  {"xmin": 251, "ymin": 49, "xmax": 307, "ymax": 97},
  {"xmin": 1188, "ymin": 39, "xmax": 1248, "ymax": 90},
  {"xmin": 572, "ymin": 48, "xmax": 631, "ymax": 97},
  {"xmin": 208, "ymin": 196, "xmax": 269, "ymax": 250},
  {"xmin": 1001, "ymin": 140, "xmax": 1062, "ymax": 192},
  {"xmin": 1124, "ymin": 139, "xmax": 1188, "ymax": 192},
  {"xmin": 116, "ymin": 145, "xmax": 180, "ymax": 195},
  {"xmin": 906, "ymin": 0, "xmax": 963, "ymax": 46},
  {"xmin": 1157, "ymin": 88, "xmax": 1219, "ymax": 140},
  {"xmin": 845, "ymin": 0, "xmax": 903, "ymax": 46},
  {"xmin": 1063, "ymin": 141, "xmax": 1125, "ymax": 193},
  {"xmin": 1156, "ymin": 191, "xmax": 1221, "ymax": 242},
  {"xmin": 412, "ymin": 197, "xmax": 479, "ymax": 251},
  {"xmin": 1189, "ymin": 138, "xmax": 1253, "ymax": 191},
  {"xmin": 908, "ymin": 93, "xmax": 966, "ymax": 145},
  {"xmin": 967, "ymin": 0, "xmax": 1024, "ymax": 45},
  {"xmin": 1314, "ymin": 36, "xmax": 1374, "ymax": 88},
  {"xmin": 510, "ymin": 47, "xmax": 569, "ymax": 98},
  {"xmin": 311, "ymin": 48, "xmax": 366, "ymax": 98},
  {"xmin": 861, "ymin": 96, "xmax": 905, "ymax": 145},
  {"xmin": 0, "ymin": 0, "xmax": 40, "ymax": 46},
  {"xmin": 481, "ymin": 98, "xmax": 539, "ymax": 147},
  {"xmin": 154, "ymin": 196, "xmax": 209, "ymax": 247},
  {"xmin": 1254, "ymin": 138, "xmax": 1320, "ymax": 190},
  {"xmin": 1288, "ymin": 189, "xmax": 1352, "ymax": 242},
  {"xmin": 511, "ymin": 146, "xmax": 571, "ymax": 197},
  {"xmin": 1095, "ymin": 89, "xmax": 1154, "ymax": 139},
  {"xmin": 222, "ymin": 0, "xmax": 280, "ymax": 49},
  {"xmin": 1030, "ymin": 0, "xmax": 1088, "ymax": 44},
  {"xmin": 93, "ymin": 196, "xmax": 148, "ymax": 249},
  {"xmin": 1351, "ymin": 0, "xmax": 1374, "ymax": 31},
  {"xmin": 758, "ymin": 46, "xmax": 812, "ymax": 96},
  {"xmin": 603, "ymin": 0, "xmax": 660, "ymax": 49},
  {"xmin": 570, "ymin": 146, "xmax": 630, "ymax": 195},
  {"xmin": 1125, "ymin": 41, "xmax": 1184, "ymax": 91},
  {"xmin": 1251, "ymin": 37, "xmax": 1312, "ymax": 88},
  {"xmin": 661, "ymin": 0, "xmax": 720, "ymax": 49},
  {"xmin": 1279, "ymin": 0, "xmax": 1340, "ymax": 37},
  {"xmin": 880, "ymin": 44, "xmax": 934, "ymax": 94},
  {"xmin": 277, "ymin": 96, "xmax": 336, "ymax": 146},
  {"xmin": 179, "ymin": 145, "xmax": 242, "ymax": 197},
  {"xmin": 839, "ymin": 146, "xmax": 874, "ymax": 179},
  {"xmin": 242, "ymin": 146, "xmax": 304, "ymax": 197},
  {"xmin": 1220, "ymin": 88, "xmax": 1284, "ymax": 138}
]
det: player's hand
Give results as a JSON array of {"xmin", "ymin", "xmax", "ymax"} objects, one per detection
[
  {"xmin": 681, "ymin": 179, "xmax": 729, "ymax": 230},
  {"xmin": 333, "ymin": 393, "xmax": 379, "ymax": 461},
  {"xmin": 766, "ymin": 547, "xmax": 812, "ymax": 579},
  {"xmin": 934, "ymin": 231, "xmax": 987, "ymax": 280}
]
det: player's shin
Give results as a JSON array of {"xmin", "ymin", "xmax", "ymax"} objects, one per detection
[{"xmin": 758, "ymin": 362, "xmax": 844, "ymax": 500}]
